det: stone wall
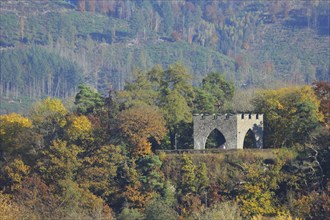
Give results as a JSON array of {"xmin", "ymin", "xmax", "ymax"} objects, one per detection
[
  {"xmin": 236, "ymin": 114, "xmax": 263, "ymax": 149},
  {"xmin": 193, "ymin": 113, "xmax": 263, "ymax": 149}
]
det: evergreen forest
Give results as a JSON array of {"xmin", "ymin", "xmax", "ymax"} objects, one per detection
[{"xmin": 0, "ymin": 0, "xmax": 329, "ymax": 113}]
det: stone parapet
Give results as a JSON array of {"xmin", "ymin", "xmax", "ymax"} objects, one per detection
[{"xmin": 193, "ymin": 113, "xmax": 263, "ymax": 150}]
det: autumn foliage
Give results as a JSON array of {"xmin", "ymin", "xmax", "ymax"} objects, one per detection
[
  {"xmin": 0, "ymin": 66, "xmax": 329, "ymax": 219},
  {"xmin": 252, "ymin": 86, "xmax": 324, "ymax": 147},
  {"xmin": 118, "ymin": 104, "xmax": 167, "ymax": 157}
]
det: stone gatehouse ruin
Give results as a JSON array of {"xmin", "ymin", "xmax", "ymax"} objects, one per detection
[{"xmin": 193, "ymin": 113, "xmax": 263, "ymax": 150}]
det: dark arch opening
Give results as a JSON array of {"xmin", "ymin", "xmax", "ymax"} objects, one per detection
[
  {"xmin": 243, "ymin": 129, "xmax": 257, "ymax": 148},
  {"xmin": 205, "ymin": 129, "xmax": 226, "ymax": 149}
]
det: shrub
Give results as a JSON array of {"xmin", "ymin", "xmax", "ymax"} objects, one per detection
[{"xmin": 198, "ymin": 202, "xmax": 242, "ymax": 220}]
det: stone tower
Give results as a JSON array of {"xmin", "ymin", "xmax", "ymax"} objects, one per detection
[{"xmin": 193, "ymin": 113, "xmax": 263, "ymax": 150}]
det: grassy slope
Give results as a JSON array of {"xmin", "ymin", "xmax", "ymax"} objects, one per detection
[{"xmin": 159, "ymin": 148, "xmax": 297, "ymax": 186}]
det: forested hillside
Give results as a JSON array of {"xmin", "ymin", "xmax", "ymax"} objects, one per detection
[
  {"xmin": 1, "ymin": 1, "xmax": 329, "ymax": 219},
  {"xmin": 0, "ymin": 0, "xmax": 329, "ymax": 113},
  {"xmin": 1, "ymin": 69, "xmax": 329, "ymax": 219}
]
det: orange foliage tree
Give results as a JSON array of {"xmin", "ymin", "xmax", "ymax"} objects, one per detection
[{"xmin": 118, "ymin": 104, "xmax": 167, "ymax": 157}]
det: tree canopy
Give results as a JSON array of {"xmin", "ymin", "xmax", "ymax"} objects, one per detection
[
  {"xmin": 0, "ymin": 60, "xmax": 329, "ymax": 219},
  {"xmin": 252, "ymin": 86, "xmax": 324, "ymax": 147},
  {"xmin": 194, "ymin": 72, "xmax": 235, "ymax": 114},
  {"xmin": 74, "ymin": 84, "xmax": 104, "ymax": 115}
]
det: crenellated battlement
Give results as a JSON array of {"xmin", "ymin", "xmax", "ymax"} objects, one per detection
[
  {"xmin": 193, "ymin": 113, "xmax": 263, "ymax": 121},
  {"xmin": 239, "ymin": 113, "xmax": 263, "ymax": 120},
  {"xmin": 193, "ymin": 113, "xmax": 264, "ymax": 150},
  {"xmin": 193, "ymin": 113, "xmax": 234, "ymax": 120}
]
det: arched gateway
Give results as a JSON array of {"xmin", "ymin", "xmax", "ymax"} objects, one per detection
[{"xmin": 193, "ymin": 114, "xmax": 263, "ymax": 150}]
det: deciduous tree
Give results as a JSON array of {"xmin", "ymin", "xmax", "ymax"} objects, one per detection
[
  {"xmin": 36, "ymin": 139, "xmax": 82, "ymax": 184},
  {"xmin": 158, "ymin": 64, "xmax": 195, "ymax": 149},
  {"xmin": 77, "ymin": 145, "xmax": 124, "ymax": 200},
  {"xmin": 117, "ymin": 64, "xmax": 194, "ymax": 149},
  {"xmin": 252, "ymin": 86, "xmax": 324, "ymax": 147},
  {"xmin": 66, "ymin": 115, "xmax": 92, "ymax": 141},
  {"xmin": 118, "ymin": 104, "xmax": 167, "ymax": 157},
  {"xmin": 2, "ymin": 159, "xmax": 30, "ymax": 192},
  {"xmin": 236, "ymin": 163, "xmax": 281, "ymax": 217},
  {"xmin": 197, "ymin": 72, "xmax": 235, "ymax": 113},
  {"xmin": 312, "ymin": 81, "xmax": 330, "ymax": 128},
  {"xmin": 0, "ymin": 113, "xmax": 32, "ymax": 157},
  {"xmin": 179, "ymin": 154, "xmax": 196, "ymax": 195},
  {"xmin": 29, "ymin": 98, "xmax": 68, "ymax": 145}
]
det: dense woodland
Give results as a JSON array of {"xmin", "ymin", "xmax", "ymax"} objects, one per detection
[
  {"xmin": 0, "ymin": 0, "xmax": 329, "ymax": 113},
  {"xmin": 0, "ymin": 0, "xmax": 330, "ymax": 219},
  {"xmin": 1, "ymin": 64, "xmax": 330, "ymax": 219}
]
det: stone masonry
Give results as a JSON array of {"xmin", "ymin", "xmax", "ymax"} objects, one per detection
[{"xmin": 193, "ymin": 113, "xmax": 263, "ymax": 150}]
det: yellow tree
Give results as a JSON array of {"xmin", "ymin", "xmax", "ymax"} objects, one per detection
[
  {"xmin": 29, "ymin": 97, "xmax": 68, "ymax": 145},
  {"xmin": 36, "ymin": 139, "xmax": 82, "ymax": 184},
  {"xmin": 312, "ymin": 81, "xmax": 330, "ymax": 128},
  {"xmin": 2, "ymin": 159, "xmax": 30, "ymax": 192},
  {"xmin": 252, "ymin": 86, "xmax": 324, "ymax": 147},
  {"xmin": 77, "ymin": 145, "xmax": 125, "ymax": 199},
  {"xmin": 30, "ymin": 97, "xmax": 67, "ymax": 125},
  {"xmin": 66, "ymin": 115, "xmax": 92, "ymax": 141},
  {"xmin": 0, "ymin": 191, "xmax": 24, "ymax": 220},
  {"xmin": 118, "ymin": 104, "xmax": 167, "ymax": 157},
  {"xmin": 0, "ymin": 113, "xmax": 32, "ymax": 157},
  {"xmin": 236, "ymin": 161, "xmax": 285, "ymax": 217}
]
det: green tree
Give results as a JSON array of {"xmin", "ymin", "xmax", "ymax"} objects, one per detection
[
  {"xmin": 179, "ymin": 154, "xmax": 196, "ymax": 195},
  {"xmin": 130, "ymin": 9, "xmax": 145, "ymax": 37},
  {"xmin": 162, "ymin": 181, "xmax": 177, "ymax": 207},
  {"xmin": 54, "ymin": 179, "xmax": 111, "ymax": 219},
  {"xmin": 29, "ymin": 98, "xmax": 68, "ymax": 145},
  {"xmin": 118, "ymin": 69, "xmax": 158, "ymax": 109},
  {"xmin": 195, "ymin": 72, "xmax": 235, "ymax": 113},
  {"xmin": 136, "ymin": 155, "xmax": 165, "ymax": 193},
  {"xmin": 160, "ymin": 2, "xmax": 174, "ymax": 35},
  {"xmin": 36, "ymin": 139, "xmax": 82, "ymax": 184},
  {"xmin": 145, "ymin": 199, "xmax": 178, "ymax": 220},
  {"xmin": 158, "ymin": 63, "xmax": 195, "ymax": 149},
  {"xmin": 193, "ymin": 87, "xmax": 217, "ymax": 114},
  {"xmin": 252, "ymin": 86, "xmax": 324, "ymax": 148},
  {"xmin": 118, "ymin": 63, "xmax": 194, "ymax": 149},
  {"xmin": 196, "ymin": 162, "xmax": 209, "ymax": 194},
  {"xmin": 74, "ymin": 85, "xmax": 104, "ymax": 115},
  {"xmin": 199, "ymin": 202, "xmax": 242, "ymax": 220},
  {"xmin": 118, "ymin": 208, "xmax": 144, "ymax": 220}
]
